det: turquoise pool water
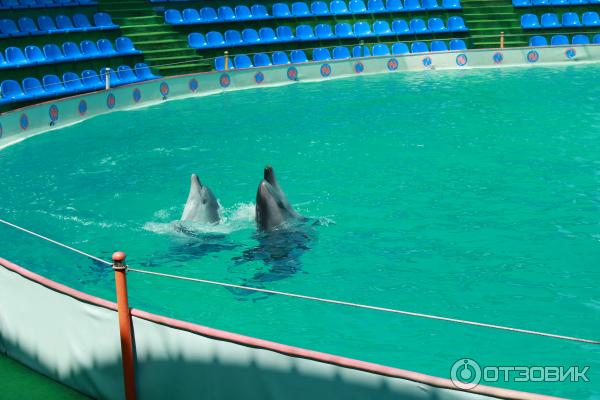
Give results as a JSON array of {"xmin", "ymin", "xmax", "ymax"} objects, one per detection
[{"xmin": 1, "ymin": 65, "xmax": 599, "ymax": 398}]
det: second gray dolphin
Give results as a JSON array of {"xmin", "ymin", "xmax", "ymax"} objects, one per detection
[{"xmin": 181, "ymin": 174, "xmax": 220, "ymax": 224}]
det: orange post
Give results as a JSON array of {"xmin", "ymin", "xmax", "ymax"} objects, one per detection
[
  {"xmin": 112, "ymin": 251, "xmax": 137, "ymax": 400},
  {"xmin": 500, "ymin": 31, "xmax": 505, "ymax": 49}
]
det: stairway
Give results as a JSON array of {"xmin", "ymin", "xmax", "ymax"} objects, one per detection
[
  {"xmin": 97, "ymin": 0, "xmax": 211, "ymax": 76},
  {"xmin": 461, "ymin": 0, "xmax": 528, "ymax": 48}
]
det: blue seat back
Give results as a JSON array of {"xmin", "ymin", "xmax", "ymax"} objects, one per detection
[
  {"xmin": 43, "ymin": 44, "xmax": 64, "ymax": 61},
  {"xmin": 183, "ymin": 9, "xmax": 201, "ymax": 23},
  {"xmin": 42, "ymin": 74, "xmax": 65, "ymax": 93},
  {"xmin": 372, "ymin": 43, "xmax": 390, "ymax": 56},
  {"xmin": 428, "ymin": 17, "xmax": 446, "ymax": 32},
  {"xmin": 272, "ymin": 51, "xmax": 290, "ymax": 64},
  {"xmin": 335, "ymin": 22, "xmax": 353, "ymax": 37},
  {"xmin": 188, "ymin": 33, "xmax": 206, "ymax": 48},
  {"xmin": 386, "ymin": 0, "xmax": 403, "ymax": 11},
  {"xmin": 200, "ymin": 7, "xmax": 218, "ymax": 21},
  {"xmin": 349, "ymin": 0, "xmax": 367, "ymax": 12},
  {"xmin": 94, "ymin": 12, "xmax": 115, "ymax": 28},
  {"xmin": 550, "ymin": 34, "xmax": 568, "ymax": 45},
  {"xmin": 214, "ymin": 56, "xmax": 231, "ymax": 70},
  {"xmin": 330, "ymin": 0, "xmax": 349, "ymax": 14},
  {"xmin": 562, "ymin": 12, "xmax": 581, "ymax": 27},
  {"xmin": 73, "ymin": 13, "xmax": 92, "ymax": 28},
  {"xmin": 1, "ymin": 80, "xmax": 24, "ymax": 99},
  {"xmin": 18, "ymin": 17, "xmax": 38, "ymax": 34},
  {"xmin": 234, "ymin": 54, "xmax": 253, "ymax": 69},
  {"xmin": 98, "ymin": 39, "xmax": 116, "ymax": 54},
  {"xmin": 224, "ymin": 29, "xmax": 243, "ymax": 45},
  {"xmin": 404, "ymin": 0, "xmax": 421, "ymax": 9},
  {"xmin": 409, "ymin": 18, "xmax": 428, "ymax": 33},
  {"xmin": 292, "ymin": 2, "xmax": 310, "ymax": 16},
  {"xmin": 250, "ymin": 4, "xmax": 269, "ymax": 18},
  {"xmin": 37, "ymin": 16, "xmax": 57, "ymax": 32},
  {"xmin": 392, "ymin": 42, "xmax": 409, "ymax": 54},
  {"xmin": 449, "ymin": 39, "xmax": 466, "ymax": 50},
  {"xmin": 217, "ymin": 6, "xmax": 235, "ymax": 21},
  {"xmin": 392, "ymin": 19, "xmax": 410, "ymax": 34},
  {"xmin": 135, "ymin": 63, "xmax": 157, "ymax": 80},
  {"xmin": 448, "ymin": 16, "xmax": 467, "ymax": 31},
  {"xmin": 117, "ymin": 65, "xmax": 137, "ymax": 83},
  {"xmin": 332, "ymin": 46, "xmax": 351, "ymax": 59},
  {"xmin": 22, "ymin": 77, "xmax": 45, "ymax": 97},
  {"xmin": 290, "ymin": 49, "xmax": 308, "ymax": 62},
  {"xmin": 593, "ymin": 33, "xmax": 600, "ymax": 44},
  {"xmin": 422, "ymin": 0, "xmax": 439, "ymax": 8},
  {"xmin": 0, "ymin": 19, "xmax": 19, "ymax": 35},
  {"xmin": 259, "ymin": 27, "xmax": 277, "ymax": 42},
  {"xmin": 529, "ymin": 35, "xmax": 547, "ymax": 46},
  {"xmin": 572, "ymin": 34, "xmax": 589, "ymax": 44},
  {"xmin": 116, "ymin": 37, "xmax": 136, "ymax": 53},
  {"xmin": 352, "ymin": 45, "xmax": 370, "ymax": 57},
  {"xmin": 411, "ymin": 41, "xmax": 428, "ymax": 53},
  {"xmin": 373, "ymin": 20, "xmax": 391, "ymax": 34},
  {"xmin": 253, "ymin": 53, "xmax": 271, "ymax": 66},
  {"xmin": 315, "ymin": 23, "xmax": 334, "ymax": 38},
  {"xmin": 63, "ymin": 42, "xmax": 83, "ymax": 59},
  {"xmin": 24, "ymin": 45, "xmax": 44, "ymax": 63},
  {"xmin": 430, "ymin": 40, "xmax": 448, "ymax": 51},
  {"xmin": 81, "ymin": 70, "xmax": 103, "ymax": 88},
  {"xmin": 235, "ymin": 6, "xmax": 252, "ymax": 19},
  {"xmin": 165, "ymin": 9, "xmax": 183, "ymax": 24},
  {"xmin": 273, "ymin": 2, "xmax": 291, "ymax": 17},
  {"xmin": 206, "ymin": 31, "xmax": 225, "ymax": 46},
  {"xmin": 63, "ymin": 72, "xmax": 84, "ymax": 91},
  {"xmin": 521, "ymin": 14, "xmax": 540, "ymax": 28},
  {"xmin": 540, "ymin": 13, "xmax": 560, "ymax": 28},
  {"xmin": 368, "ymin": 0, "xmax": 386, "ymax": 11},
  {"xmin": 100, "ymin": 68, "xmax": 120, "ymax": 86},
  {"xmin": 443, "ymin": 0, "xmax": 461, "ymax": 7},
  {"xmin": 276, "ymin": 25, "xmax": 294, "ymax": 40},
  {"xmin": 312, "ymin": 47, "xmax": 331, "ymax": 61},
  {"xmin": 80, "ymin": 40, "xmax": 99, "ymax": 56},
  {"xmin": 583, "ymin": 11, "xmax": 600, "ymax": 26},
  {"xmin": 242, "ymin": 28, "xmax": 260, "ymax": 43},
  {"xmin": 56, "ymin": 15, "xmax": 74, "ymax": 30},
  {"xmin": 311, "ymin": 1, "xmax": 330, "ymax": 14},
  {"xmin": 354, "ymin": 21, "xmax": 372, "ymax": 35},
  {"xmin": 296, "ymin": 24, "xmax": 315, "ymax": 39},
  {"xmin": 6, "ymin": 47, "xmax": 27, "ymax": 65}
]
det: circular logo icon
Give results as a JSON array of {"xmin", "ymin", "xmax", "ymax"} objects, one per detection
[
  {"xmin": 19, "ymin": 113, "xmax": 29, "ymax": 130},
  {"xmin": 254, "ymin": 71, "xmax": 265, "ymax": 84},
  {"xmin": 106, "ymin": 93, "xmax": 116, "ymax": 109},
  {"xmin": 219, "ymin": 73, "xmax": 231, "ymax": 88},
  {"xmin": 132, "ymin": 88, "xmax": 141, "ymax": 103},
  {"xmin": 565, "ymin": 48, "xmax": 576, "ymax": 59},
  {"xmin": 387, "ymin": 58, "xmax": 399, "ymax": 71},
  {"xmin": 159, "ymin": 81, "xmax": 169, "ymax": 96},
  {"xmin": 189, "ymin": 78, "xmax": 199, "ymax": 92},
  {"xmin": 456, "ymin": 54, "xmax": 467, "ymax": 67},
  {"xmin": 527, "ymin": 50, "xmax": 539, "ymax": 63},
  {"xmin": 49, "ymin": 105, "xmax": 59, "ymax": 122},
  {"xmin": 287, "ymin": 66, "xmax": 298, "ymax": 81},
  {"xmin": 320, "ymin": 64, "xmax": 332, "ymax": 77},
  {"xmin": 423, "ymin": 56, "xmax": 432, "ymax": 67},
  {"xmin": 354, "ymin": 62, "xmax": 364, "ymax": 74},
  {"xmin": 451, "ymin": 358, "xmax": 482, "ymax": 390},
  {"xmin": 78, "ymin": 99, "xmax": 87, "ymax": 116},
  {"xmin": 493, "ymin": 52, "xmax": 503, "ymax": 64}
]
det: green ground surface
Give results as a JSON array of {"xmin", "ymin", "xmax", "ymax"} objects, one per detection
[{"xmin": 0, "ymin": 353, "xmax": 88, "ymax": 399}]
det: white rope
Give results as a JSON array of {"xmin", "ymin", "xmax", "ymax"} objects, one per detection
[
  {"xmin": 0, "ymin": 217, "xmax": 598, "ymax": 345},
  {"xmin": 127, "ymin": 267, "xmax": 600, "ymax": 345}
]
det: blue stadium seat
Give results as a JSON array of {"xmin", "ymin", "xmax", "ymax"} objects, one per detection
[
  {"xmin": 349, "ymin": 0, "xmax": 368, "ymax": 13},
  {"xmin": 582, "ymin": 11, "xmax": 600, "ymax": 27},
  {"xmin": 562, "ymin": 12, "xmax": 581, "ymax": 27},
  {"xmin": 352, "ymin": 45, "xmax": 370, "ymax": 57},
  {"xmin": 449, "ymin": 39, "xmax": 467, "ymax": 50},
  {"xmin": 386, "ymin": 0, "xmax": 403, "ymax": 11},
  {"xmin": 73, "ymin": 14, "xmax": 98, "ymax": 31},
  {"xmin": 443, "ymin": 0, "xmax": 461, "ymax": 9},
  {"xmin": 311, "ymin": 1, "xmax": 330, "ymax": 14},
  {"xmin": 521, "ymin": 14, "xmax": 540, "ymax": 29},
  {"xmin": 218, "ymin": 6, "xmax": 236, "ymax": 21},
  {"xmin": 411, "ymin": 41, "xmax": 428, "ymax": 53},
  {"xmin": 1, "ymin": 80, "xmax": 26, "ymax": 103},
  {"xmin": 0, "ymin": 53, "xmax": 8, "ymax": 70},
  {"xmin": 100, "ymin": 68, "xmax": 121, "ymax": 87},
  {"xmin": 37, "ymin": 16, "xmax": 58, "ymax": 33},
  {"xmin": 56, "ymin": 15, "xmax": 75, "ymax": 32},
  {"xmin": 116, "ymin": 65, "xmax": 137, "ymax": 84},
  {"xmin": 513, "ymin": 0, "xmax": 531, "ymax": 5},
  {"xmin": 62, "ymin": 42, "xmax": 84, "ymax": 61},
  {"xmin": 224, "ymin": 30, "xmax": 243, "ymax": 46},
  {"xmin": 532, "ymin": 0, "xmax": 550, "ymax": 5},
  {"xmin": 242, "ymin": 28, "xmax": 260, "ymax": 44},
  {"xmin": 43, "ymin": 43, "xmax": 65, "ymax": 62},
  {"xmin": 6, "ymin": 47, "xmax": 27, "ymax": 66},
  {"xmin": 368, "ymin": 0, "xmax": 386, "ymax": 12},
  {"xmin": 116, "ymin": 37, "xmax": 140, "ymax": 54},
  {"xmin": 422, "ymin": 0, "xmax": 441, "ymax": 9},
  {"xmin": 330, "ymin": 0, "xmax": 350, "ymax": 14},
  {"xmin": 253, "ymin": 53, "xmax": 271, "ymax": 66},
  {"xmin": 572, "ymin": 34, "xmax": 589, "ymax": 44},
  {"xmin": 354, "ymin": 21, "xmax": 374, "ymax": 36},
  {"xmin": 315, "ymin": 23, "xmax": 334, "ymax": 38},
  {"xmin": 1, "ymin": 19, "xmax": 24, "ymax": 37},
  {"xmin": 296, "ymin": 24, "xmax": 316, "ymax": 40},
  {"xmin": 188, "ymin": 33, "xmax": 207, "ymax": 48},
  {"xmin": 551, "ymin": 34, "xmax": 568, "ymax": 45},
  {"xmin": 63, "ymin": 72, "xmax": 85, "ymax": 93},
  {"xmin": 81, "ymin": 70, "xmax": 104, "ymax": 90},
  {"xmin": 312, "ymin": 47, "xmax": 331, "ymax": 61},
  {"xmin": 1, "ymin": 0, "xmax": 18, "ymax": 9},
  {"xmin": 335, "ymin": 22, "xmax": 354, "ymax": 37},
  {"xmin": 24, "ymin": 45, "xmax": 45, "ymax": 65},
  {"xmin": 165, "ymin": 10, "xmax": 183, "ymax": 25},
  {"xmin": 80, "ymin": 40, "xmax": 100, "ymax": 57},
  {"xmin": 292, "ymin": 2, "xmax": 311, "ymax": 16},
  {"xmin": 135, "ymin": 63, "xmax": 158, "ymax": 80},
  {"xmin": 250, "ymin": 4, "xmax": 270, "ymax": 19},
  {"xmin": 392, "ymin": 19, "xmax": 410, "ymax": 34},
  {"xmin": 593, "ymin": 33, "xmax": 600, "ymax": 43},
  {"xmin": 430, "ymin": 40, "xmax": 448, "ymax": 51},
  {"xmin": 541, "ymin": 13, "xmax": 560, "ymax": 28},
  {"xmin": 200, "ymin": 7, "xmax": 218, "ymax": 22},
  {"xmin": 22, "ymin": 77, "xmax": 46, "ymax": 100},
  {"xmin": 569, "ymin": 0, "xmax": 587, "ymax": 4},
  {"xmin": 428, "ymin": 17, "xmax": 447, "ymax": 32},
  {"xmin": 235, "ymin": 6, "xmax": 252, "ymax": 20},
  {"xmin": 404, "ymin": 0, "xmax": 422, "ymax": 10},
  {"xmin": 410, "ymin": 18, "xmax": 429, "ymax": 33},
  {"xmin": 551, "ymin": 0, "xmax": 569, "ymax": 4},
  {"xmin": 529, "ymin": 35, "xmax": 547, "ymax": 46},
  {"xmin": 94, "ymin": 12, "xmax": 118, "ymax": 30},
  {"xmin": 214, "ymin": 56, "xmax": 233, "ymax": 70},
  {"xmin": 234, "ymin": 54, "xmax": 253, "ymax": 69},
  {"xmin": 206, "ymin": 31, "xmax": 226, "ymax": 47},
  {"xmin": 42, "ymin": 74, "xmax": 67, "ymax": 95},
  {"xmin": 372, "ymin": 43, "xmax": 390, "ymax": 56},
  {"xmin": 373, "ymin": 20, "xmax": 392, "ymax": 35},
  {"xmin": 18, "ymin": 17, "xmax": 41, "ymax": 35},
  {"xmin": 98, "ymin": 39, "xmax": 117, "ymax": 56},
  {"xmin": 392, "ymin": 42, "xmax": 409, "ymax": 54},
  {"xmin": 259, "ymin": 27, "xmax": 277, "ymax": 42},
  {"xmin": 273, "ymin": 2, "xmax": 292, "ymax": 17},
  {"xmin": 448, "ymin": 16, "xmax": 468, "ymax": 31},
  {"xmin": 333, "ymin": 46, "xmax": 351, "ymax": 59},
  {"xmin": 291, "ymin": 49, "xmax": 309, "ymax": 62},
  {"xmin": 276, "ymin": 25, "xmax": 294, "ymax": 41},
  {"xmin": 183, "ymin": 9, "xmax": 202, "ymax": 24},
  {"xmin": 272, "ymin": 51, "xmax": 290, "ymax": 64}
]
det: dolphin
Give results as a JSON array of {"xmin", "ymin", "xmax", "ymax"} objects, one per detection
[
  {"xmin": 255, "ymin": 166, "xmax": 304, "ymax": 231},
  {"xmin": 181, "ymin": 174, "xmax": 220, "ymax": 224}
]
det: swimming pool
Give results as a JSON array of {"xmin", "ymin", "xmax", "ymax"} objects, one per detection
[{"xmin": 1, "ymin": 64, "xmax": 599, "ymax": 398}]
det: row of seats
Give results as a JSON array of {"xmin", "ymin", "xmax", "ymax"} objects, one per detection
[
  {"xmin": 0, "ymin": 0, "xmax": 96, "ymax": 9},
  {"xmin": 0, "ymin": 63, "xmax": 158, "ymax": 104},
  {"xmin": 513, "ymin": 0, "xmax": 599, "ymax": 6},
  {"xmin": 521, "ymin": 11, "xmax": 600, "ymax": 28},
  {"xmin": 529, "ymin": 33, "xmax": 600, "ymax": 45},
  {"xmin": 214, "ymin": 39, "xmax": 466, "ymax": 69},
  {"xmin": 188, "ymin": 17, "xmax": 468, "ymax": 49},
  {"xmin": 0, "ymin": 13, "xmax": 117, "ymax": 37},
  {"xmin": 165, "ymin": 0, "xmax": 462, "ymax": 25},
  {"xmin": 0, "ymin": 37, "xmax": 140, "ymax": 69}
]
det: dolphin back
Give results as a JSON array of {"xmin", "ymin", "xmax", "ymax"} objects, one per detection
[
  {"xmin": 255, "ymin": 167, "xmax": 302, "ymax": 231},
  {"xmin": 181, "ymin": 174, "xmax": 220, "ymax": 224}
]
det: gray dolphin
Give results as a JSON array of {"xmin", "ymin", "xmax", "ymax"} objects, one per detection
[
  {"xmin": 255, "ymin": 166, "xmax": 303, "ymax": 231},
  {"xmin": 181, "ymin": 174, "xmax": 220, "ymax": 224}
]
